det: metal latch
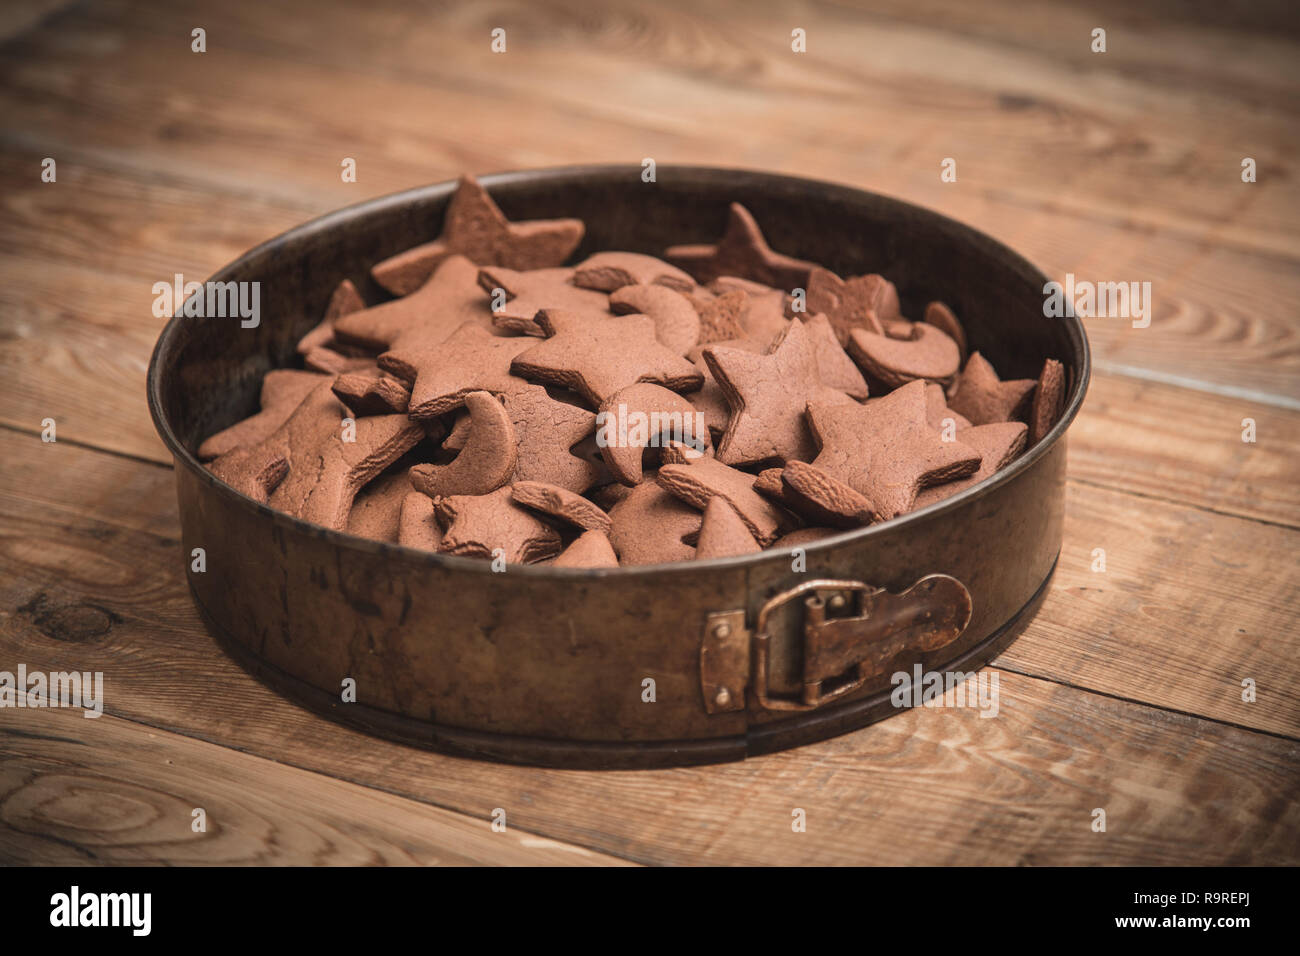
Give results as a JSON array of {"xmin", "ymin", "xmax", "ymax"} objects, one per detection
[{"xmin": 700, "ymin": 575, "xmax": 972, "ymax": 713}]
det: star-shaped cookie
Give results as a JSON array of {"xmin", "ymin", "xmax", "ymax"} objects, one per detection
[
  {"xmin": 297, "ymin": 278, "xmax": 367, "ymax": 355},
  {"xmin": 552, "ymin": 530, "xmax": 620, "ymax": 568},
  {"xmin": 702, "ymin": 319, "xmax": 856, "ymax": 466},
  {"xmin": 795, "ymin": 380, "xmax": 981, "ymax": 519},
  {"xmin": 947, "ymin": 352, "xmax": 1037, "ymax": 425},
  {"xmin": 607, "ymin": 478, "xmax": 701, "ymax": 566},
  {"xmin": 694, "ymin": 498, "xmax": 761, "ymax": 559},
  {"xmin": 690, "ymin": 289, "xmax": 749, "ymax": 344},
  {"xmin": 334, "ymin": 254, "xmax": 495, "ymax": 353},
  {"xmin": 511, "ymin": 309, "xmax": 702, "ymax": 406},
  {"xmin": 198, "ymin": 369, "xmax": 327, "ymax": 460},
  {"xmin": 914, "ymin": 421, "xmax": 1027, "ymax": 508},
  {"xmin": 478, "ymin": 266, "xmax": 612, "ymax": 336},
  {"xmin": 370, "ymin": 175, "xmax": 585, "ymax": 295},
  {"xmin": 665, "ymin": 202, "xmax": 817, "ymax": 289},
  {"xmin": 433, "ymin": 486, "xmax": 562, "ymax": 564},
  {"xmin": 656, "ymin": 447, "xmax": 796, "ymax": 545},
  {"xmin": 381, "ymin": 321, "xmax": 533, "ymax": 419},
  {"xmin": 800, "ymin": 268, "xmax": 900, "ymax": 346},
  {"xmin": 209, "ymin": 380, "xmax": 426, "ymax": 530}
]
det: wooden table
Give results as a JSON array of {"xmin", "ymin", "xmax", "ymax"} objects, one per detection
[{"xmin": 1, "ymin": 0, "xmax": 1296, "ymax": 865}]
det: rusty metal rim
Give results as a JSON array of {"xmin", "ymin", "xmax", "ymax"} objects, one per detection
[
  {"xmin": 190, "ymin": 549, "xmax": 1057, "ymax": 770},
  {"xmin": 147, "ymin": 165, "xmax": 1090, "ymax": 580}
]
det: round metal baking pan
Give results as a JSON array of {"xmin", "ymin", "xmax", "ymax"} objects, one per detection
[{"xmin": 148, "ymin": 166, "xmax": 1089, "ymax": 769}]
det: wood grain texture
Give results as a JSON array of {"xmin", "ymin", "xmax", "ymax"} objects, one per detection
[
  {"xmin": 0, "ymin": 707, "xmax": 630, "ymax": 865},
  {"xmin": 0, "ymin": 0, "xmax": 1296, "ymax": 865},
  {"xmin": 0, "ymin": 433, "xmax": 1296, "ymax": 865},
  {"xmin": 1068, "ymin": 374, "xmax": 1300, "ymax": 528},
  {"xmin": 0, "ymin": 0, "xmax": 1295, "ymax": 400},
  {"xmin": 994, "ymin": 483, "xmax": 1300, "ymax": 737}
]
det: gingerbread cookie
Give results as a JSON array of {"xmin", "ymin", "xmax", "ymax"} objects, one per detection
[
  {"xmin": 346, "ymin": 470, "xmax": 412, "ymax": 543},
  {"xmin": 511, "ymin": 480, "xmax": 613, "ymax": 534},
  {"xmin": 553, "ymin": 530, "xmax": 620, "ymax": 568},
  {"xmin": 947, "ymin": 352, "xmax": 1036, "ymax": 425},
  {"xmin": 1029, "ymin": 358, "xmax": 1065, "ymax": 443},
  {"xmin": 656, "ymin": 446, "xmax": 795, "ymax": 546},
  {"xmin": 608, "ymin": 284, "xmax": 701, "ymax": 356},
  {"xmin": 924, "ymin": 382, "xmax": 972, "ymax": 431},
  {"xmin": 198, "ymin": 369, "xmax": 326, "ymax": 461},
  {"xmin": 803, "ymin": 313, "xmax": 869, "ymax": 400},
  {"xmin": 572, "ymin": 252, "xmax": 694, "ymax": 294},
  {"xmin": 297, "ymin": 278, "xmax": 367, "ymax": 355},
  {"xmin": 690, "ymin": 289, "xmax": 749, "ymax": 345},
  {"xmin": 597, "ymin": 382, "xmax": 710, "ymax": 485},
  {"xmin": 800, "ymin": 268, "xmax": 899, "ymax": 345},
  {"xmin": 771, "ymin": 527, "xmax": 840, "ymax": 549},
  {"xmin": 607, "ymin": 479, "xmax": 701, "ymax": 566},
  {"xmin": 703, "ymin": 319, "xmax": 855, "ymax": 466},
  {"xmin": 332, "ymin": 369, "xmax": 412, "ymax": 416},
  {"xmin": 502, "ymin": 385, "xmax": 604, "ymax": 493},
  {"xmin": 478, "ymin": 266, "xmax": 612, "ymax": 336},
  {"xmin": 511, "ymin": 309, "xmax": 702, "ymax": 406},
  {"xmin": 914, "ymin": 421, "xmax": 1028, "ymax": 509},
  {"xmin": 397, "ymin": 491, "xmax": 444, "ymax": 551},
  {"xmin": 694, "ymin": 498, "xmax": 761, "ymax": 559},
  {"xmin": 370, "ymin": 175, "xmax": 584, "ymax": 295},
  {"xmin": 796, "ymin": 380, "xmax": 981, "ymax": 520},
  {"xmin": 922, "ymin": 301, "xmax": 967, "ymax": 363},
  {"xmin": 666, "ymin": 202, "xmax": 817, "ymax": 289},
  {"xmin": 383, "ymin": 321, "xmax": 533, "ymax": 419},
  {"xmin": 846, "ymin": 322, "xmax": 961, "ymax": 390},
  {"xmin": 433, "ymin": 486, "xmax": 562, "ymax": 564},
  {"xmin": 778, "ymin": 460, "xmax": 881, "ymax": 527},
  {"xmin": 210, "ymin": 380, "xmax": 426, "ymax": 530},
  {"xmin": 335, "ymin": 255, "xmax": 495, "ymax": 353},
  {"xmin": 409, "ymin": 391, "xmax": 517, "ymax": 498}
]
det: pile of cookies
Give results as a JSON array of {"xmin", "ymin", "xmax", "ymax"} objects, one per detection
[{"xmin": 200, "ymin": 176, "xmax": 1065, "ymax": 568}]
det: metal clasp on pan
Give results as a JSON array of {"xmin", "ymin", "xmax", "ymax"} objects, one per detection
[{"xmin": 700, "ymin": 575, "xmax": 973, "ymax": 714}]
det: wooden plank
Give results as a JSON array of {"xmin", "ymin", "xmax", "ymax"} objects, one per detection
[
  {"xmin": 0, "ymin": 0, "xmax": 70, "ymax": 44},
  {"xmin": 994, "ymin": 483, "xmax": 1300, "ymax": 737},
  {"xmin": 2, "ymin": 4, "xmax": 1296, "ymax": 401},
  {"xmin": 0, "ymin": 434, "xmax": 1295, "ymax": 864},
  {"xmin": 0, "ymin": 706, "xmax": 630, "ymax": 865},
  {"xmin": 0, "ymin": 143, "xmax": 314, "ymax": 280},
  {"xmin": 1068, "ymin": 373, "xmax": 1300, "ymax": 527},
  {"xmin": 86, "ymin": 0, "xmax": 1300, "ymax": 260},
  {"xmin": 0, "ymin": 142, "xmax": 318, "ymax": 463}
]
